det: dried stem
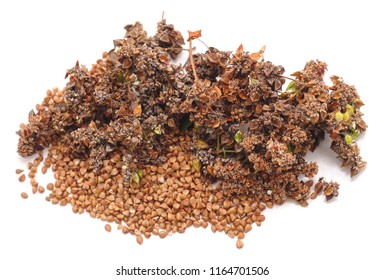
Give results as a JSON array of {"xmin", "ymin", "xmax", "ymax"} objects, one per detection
[
  {"xmin": 197, "ymin": 38, "xmax": 209, "ymax": 50},
  {"xmin": 281, "ymin": 75, "xmax": 296, "ymax": 81},
  {"xmin": 189, "ymin": 39, "xmax": 198, "ymax": 81},
  {"xmin": 163, "ymin": 47, "xmax": 190, "ymax": 51}
]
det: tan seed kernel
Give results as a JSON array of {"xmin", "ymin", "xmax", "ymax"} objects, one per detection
[
  {"xmin": 30, "ymin": 179, "xmax": 38, "ymax": 188},
  {"xmin": 18, "ymin": 174, "xmax": 26, "ymax": 182},
  {"xmin": 122, "ymin": 227, "xmax": 129, "ymax": 234},
  {"xmin": 28, "ymin": 171, "xmax": 35, "ymax": 179},
  {"xmin": 136, "ymin": 235, "xmax": 143, "ymax": 245},
  {"xmin": 41, "ymin": 166, "xmax": 48, "ymax": 174},
  {"xmin": 245, "ymin": 224, "xmax": 252, "ymax": 233},
  {"xmin": 21, "ymin": 192, "xmax": 28, "ymax": 199},
  {"xmin": 16, "ymin": 169, "xmax": 24, "ymax": 174},
  {"xmin": 111, "ymin": 168, "xmax": 119, "ymax": 176},
  {"xmin": 159, "ymin": 231, "xmax": 167, "ymax": 239},
  {"xmin": 105, "ymin": 224, "xmax": 112, "ymax": 232},
  {"xmin": 46, "ymin": 183, "xmax": 54, "ymax": 191},
  {"xmin": 236, "ymin": 239, "xmax": 244, "ymax": 249}
]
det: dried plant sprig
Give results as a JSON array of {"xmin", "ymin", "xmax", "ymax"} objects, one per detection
[{"xmin": 16, "ymin": 19, "xmax": 367, "ymax": 249}]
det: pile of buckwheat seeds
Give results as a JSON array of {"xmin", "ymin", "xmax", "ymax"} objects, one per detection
[{"xmin": 16, "ymin": 20, "xmax": 367, "ymax": 248}]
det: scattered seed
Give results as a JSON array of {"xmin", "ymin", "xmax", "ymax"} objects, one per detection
[
  {"xmin": 159, "ymin": 231, "xmax": 168, "ymax": 239},
  {"xmin": 236, "ymin": 239, "xmax": 244, "ymax": 249},
  {"xmin": 105, "ymin": 224, "xmax": 112, "ymax": 232},
  {"xmin": 136, "ymin": 235, "xmax": 143, "ymax": 245},
  {"xmin": 41, "ymin": 165, "xmax": 48, "ymax": 174},
  {"xmin": 21, "ymin": 192, "xmax": 28, "ymax": 199},
  {"xmin": 16, "ymin": 169, "xmax": 24, "ymax": 174},
  {"xmin": 18, "ymin": 174, "xmax": 26, "ymax": 182},
  {"xmin": 46, "ymin": 183, "xmax": 54, "ymax": 191}
]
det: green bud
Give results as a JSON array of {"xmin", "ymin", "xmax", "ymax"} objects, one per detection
[
  {"xmin": 352, "ymin": 130, "xmax": 360, "ymax": 139},
  {"xmin": 343, "ymin": 111, "xmax": 350, "ymax": 122},
  {"xmin": 196, "ymin": 140, "xmax": 209, "ymax": 149},
  {"xmin": 154, "ymin": 124, "xmax": 162, "ymax": 135},
  {"xmin": 117, "ymin": 73, "xmax": 125, "ymax": 83},
  {"xmin": 234, "ymin": 131, "xmax": 243, "ymax": 144},
  {"xmin": 349, "ymin": 121, "xmax": 356, "ymax": 131},
  {"xmin": 335, "ymin": 111, "xmax": 343, "ymax": 122},
  {"xmin": 346, "ymin": 104, "xmax": 354, "ymax": 115},
  {"xmin": 132, "ymin": 172, "xmax": 140, "ymax": 184},
  {"xmin": 345, "ymin": 134, "xmax": 353, "ymax": 145},
  {"xmin": 249, "ymin": 78, "xmax": 257, "ymax": 85},
  {"xmin": 192, "ymin": 159, "xmax": 201, "ymax": 172},
  {"xmin": 137, "ymin": 169, "xmax": 143, "ymax": 179}
]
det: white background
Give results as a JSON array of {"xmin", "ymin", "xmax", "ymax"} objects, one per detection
[{"xmin": 1, "ymin": 0, "xmax": 384, "ymax": 279}]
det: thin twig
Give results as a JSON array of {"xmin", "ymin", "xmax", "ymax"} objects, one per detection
[
  {"xmin": 183, "ymin": 46, "xmax": 196, "ymax": 67},
  {"xmin": 197, "ymin": 38, "xmax": 210, "ymax": 50},
  {"xmin": 163, "ymin": 47, "xmax": 190, "ymax": 51},
  {"xmin": 281, "ymin": 75, "xmax": 296, "ymax": 81},
  {"xmin": 189, "ymin": 39, "xmax": 198, "ymax": 81}
]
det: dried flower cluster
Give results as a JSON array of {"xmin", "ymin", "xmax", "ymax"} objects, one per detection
[{"xmin": 16, "ymin": 19, "xmax": 367, "ymax": 248}]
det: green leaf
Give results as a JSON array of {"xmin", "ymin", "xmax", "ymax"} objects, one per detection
[
  {"xmin": 352, "ymin": 130, "xmax": 360, "ymax": 139},
  {"xmin": 234, "ymin": 131, "xmax": 243, "ymax": 144},
  {"xmin": 286, "ymin": 81, "xmax": 297, "ymax": 91},
  {"xmin": 287, "ymin": 143, "xmax": 293, "ymax": 153},
  {"xmin": 117, "ymin": 73, "xmax": 125, "ymax": 83}
]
